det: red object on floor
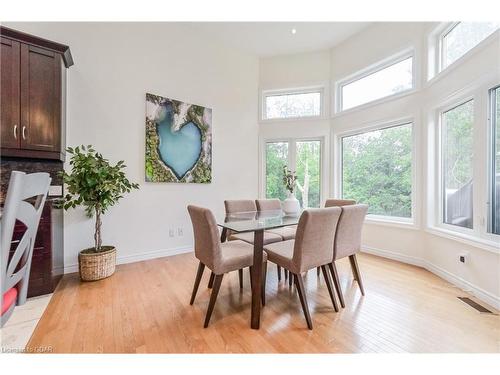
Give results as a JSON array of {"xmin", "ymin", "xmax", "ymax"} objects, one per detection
[{"xmin": 1, "ymin": 287, "xmax": 18, "ymax": 315}]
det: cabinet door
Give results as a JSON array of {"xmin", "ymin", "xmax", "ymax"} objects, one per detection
[
  {"xmin": 1, "ymin": 37, "xmax": 21, "ymax": 149},
  {"xmin": 20, "ymin": 44, "xmax": 61, "ymax": 152}
]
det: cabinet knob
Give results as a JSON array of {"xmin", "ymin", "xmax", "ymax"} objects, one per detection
[
  {"xmin": 22, "ymin": 126, "xmax": 26, "ymax": 140},
  {"xmin": 13, "ymin": 124, "xmax": 18, "ymax": 139}
]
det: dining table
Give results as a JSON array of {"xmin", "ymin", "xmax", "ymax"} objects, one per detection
[{"xmin": 217, "ymin": 209, "xmax": 302, "ymax": 329}]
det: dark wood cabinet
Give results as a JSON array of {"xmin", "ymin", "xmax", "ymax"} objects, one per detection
[{"xmin": 0, "ymin": 27, "xmax": 72, "ymax": 161}]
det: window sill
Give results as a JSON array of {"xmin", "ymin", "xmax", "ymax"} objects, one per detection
[
  {"xmin": 259, "ymin": 115, "xmax": 328, "ymax": 124},
  {"xmin": 364, "ymin": 216, "xmax": 418, "ymax": 230},
  {"xmin": 425, "ymin": 226, "xmax": 500, "ymax": 254}
]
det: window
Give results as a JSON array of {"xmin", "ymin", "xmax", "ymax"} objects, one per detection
[
  {"xmin": 441, "ymin": 100, "xmax": 474, "ymax": 230},
  {"xmin": 441, "ymin": 22, "xmax": 500, "ymax": 70},
  {"xmin": 264, "ymin": 139, "xmax": 322, "ymax": 208},
  {"xmin": 338, "ymin": 53, "xmax": 414, "ymax": 111},
  {"xmin": 341, "ymin": 123, "xmax": 413, "ymax": 218},
  {"xmin": 265, "ymin": 142, "xmax": 289, "ymax": 202},
  {"xmin": 490, "ymin": 86, "xmax": 500, "ymax": 235},
  {"xmin": 263, "ymin": 89, "xmax": 322, "ymax": 120}
]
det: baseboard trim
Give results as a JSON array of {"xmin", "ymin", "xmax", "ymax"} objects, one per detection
[
  {"xmin": 63, "ymin": 246, "xmax": 193, "ymax": 274},
  {"xmin": 362, "ymin": 245, "xmax": 500, "ymax": 310}
]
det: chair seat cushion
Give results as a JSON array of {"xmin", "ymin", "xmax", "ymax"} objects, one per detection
[
  {"xmin": 1, "ymin": 287, "xmax": 18, "ymax": 316},
  {"xmin": 264, "ymin": 240, "xmax": 296, "ymax": 273},
  {"xmin": 267, "ymin": 225, "xmax": 297, "ymax": 240},
  {"xmin": 214, "ymin": 240, "xmax": 268, "ymax": 274},
  {"xmin": 229, "ymin": 231, "xmax": 282, "ymax": 245}
]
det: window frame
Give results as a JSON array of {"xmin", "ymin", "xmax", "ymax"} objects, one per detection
[
  {"xmin": 261, "ymin": 137, "xmax": 324, "ymax": 207},
  {"xmin": 335, "ymin": 118, "xmax": 416, "ymax": 225},
  {"xmin": 437, "ymin": 98, "xmax": 476, "ymax": 235},
  {"xmin": 488, "ymin": 85, "xmax": 500, "ymax": 235},
  {"xmin": 261, "ymin": 86, "xmax": 325, "ymax": 121},
  {"xmin": 335, "ymin": 48, "xmax": 416, "ymax": 114}
]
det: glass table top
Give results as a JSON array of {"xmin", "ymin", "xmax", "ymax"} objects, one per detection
[{"xmin": 217, "ymin": 209, "xmax": 302, "ymax": 233}]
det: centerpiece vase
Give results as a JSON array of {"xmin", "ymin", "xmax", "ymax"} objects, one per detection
[{"xmin": 282, "ymin": 191, "xmax": 300, "ymax": 214}]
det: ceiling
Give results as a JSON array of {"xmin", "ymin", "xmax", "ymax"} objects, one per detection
[{"xmin": 188, "ymin": 22, "xmax": 371, "ymax": 57}]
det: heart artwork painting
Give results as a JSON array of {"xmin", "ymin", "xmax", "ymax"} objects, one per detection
[{"xmin": 145, "ymin": 93, "xmax": 212, "ymax": 183}]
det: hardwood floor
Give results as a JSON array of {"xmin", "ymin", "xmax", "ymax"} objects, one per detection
[{"xmin": 27, "ymin": 253, "xmax": 500, "ymax": 353}]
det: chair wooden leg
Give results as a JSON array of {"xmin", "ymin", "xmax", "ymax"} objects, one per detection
[
  {"xmin": 208, "ymin": 272, "xmax": 215, "ymax": 288},
  {"xmin": 321, "ymin": 265, "xmax": 339, "ymax": 312},
  {"xmin": 277, "ymin": 265, "xmax": 282, "ymax": 281},
  {"xmin": 284, "ymin": 269, "xmax": 288, "ymax": 280},
  {"xmin": 204, "ymin": 274, "xmax": 224, "ymax": 327},
  {"xmin": 262, "ymin": 262, "xmax": 267, "ymax": 306},
  {"xmin": 349, "ymin": 254, "xmax": 365, "ymax": 296},
  {"xmin": 238, "ymin": 269, "xmax": 243, "ymax": 289},
  {"xmin": 328, "ymin": 262, "xmax": 345, "ymax": 308},
  {"xmin": 294, "ymin": 273, "xmax": 313, "ymax": 329},
  {"xmin": 348, "ymin": 256, "xmax": 358, "ymax": 281},
  {"xmin": 190, "ymin": 262, "xmax": 205, "ymax": 305},
  {"xmin": 288, "ymin": 271, "xmax": 293, "ymax": 287},
  {"xmin": 317, "ymin": 267, "xmax": 321, "ymax": 277}
]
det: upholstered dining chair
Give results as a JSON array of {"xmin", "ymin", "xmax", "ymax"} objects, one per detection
[
  {"xmin": 255, "ymin": 199, "xmax": 297, "ymax": 282},
  {"xmin": 263, "ymin": 207, "xmax": 342, "ymax": 329},
  {"xmin": 1, "ymin": 171, "xmax": 51, "ymax": 327},
  {"xmin": 214, "ymin": 199, "xmax": 282, "ymax": 289},
  {"xmin": 328, "ymin": 204, "xmax": 368, "ymax": 308},
  {"xmin": 187, "ymin": 205, "xmax": 267, "ymax": 327}
]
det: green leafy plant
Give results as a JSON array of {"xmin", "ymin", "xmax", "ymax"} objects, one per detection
[
  {"xmin": 282, "ymin": 165, "xmax": 297, "ymax": 194},
  {"xmin": 60, "ymin": 145, "xmax": 139, "ymax": 252}
]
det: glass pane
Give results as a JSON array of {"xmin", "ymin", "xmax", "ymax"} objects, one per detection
[
  {"xmin": 443, "ymin": 22, "xmax": 500, "ymax": 68},
  {"xmin": 442, "ymin": 100, "xmax": 474, "ymax": 229},
  {"xmin": 265, "ymin": 92, "xmax": 321, "ymax": 119},
  {"xmin": 342, "ymin": 123, "xmax": 413, "ymax": 218},
  {"xmin": 341, "ymin": 57, "xmax": 413, "ymax": 111},
  {"xmin": 492, "ymin": 87, "xmax": 500, "ymax": 235},
  {"xmin": 266, "ymin": 142, "xmax": 289, "ymax": 201},
  {"xmin": 296, "ymin": 141, "xmax": 321, "ymax": 208}
]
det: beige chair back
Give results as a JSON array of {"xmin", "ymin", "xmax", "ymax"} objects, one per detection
[
  {"xmin": 224, "ymin": 200, "xmax": 256, "ymax": 213},
  {"xmin": 187, "ymin": 205, "xmax": 221, "ymax": 271},
  {"xmin": 292, "ymin": 207, "xmax": 342, "ymax": 273},
  {"xmin": 255, "ymin": 199, "xmax": 281, "ymax": 211},
  {"xmin": 325, "ymin": 199, "xmax": 356, "ymax": 207},
  {"xmin": 334, "ymin": 204, "xmax": 368, "ymax": 260}
]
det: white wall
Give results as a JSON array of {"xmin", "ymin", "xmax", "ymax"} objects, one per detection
[
  {"xmin": 6, "ymin": 22, "xmax": 260, "ymax": 271},
  {"xmin": 259, "ymin": 22, "xmax": 500, "ymax": 308}
]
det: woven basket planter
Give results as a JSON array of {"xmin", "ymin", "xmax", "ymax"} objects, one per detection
[{"xmin": 78, "ymin": 246, "xmax": 116, "ymax": 281}]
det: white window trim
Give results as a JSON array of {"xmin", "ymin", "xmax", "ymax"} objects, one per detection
[
  {"xmin": 333, "ymin": 117, "xmax": 417, "ymax": 226},
  {"xmin": 260, "ymin": 137, "xmax": 324, "ymax": 207},
  {"xmin": 488, "ymin": 85, "xmax": 500, "ymax": 236},
  {"xmin": 260, "ymin": 85, "xmax": 326, "ymax": 122},
  {"xmin": 426, "ymin": 78, "xmax": 500, "ymax": 252},
  {"xmin": 334, "ymin": 47, "xmax": 417, "ymax": 114},
  {"xmin": 428, "ymin": 22, "xmax": 500, "ymax": 82}
]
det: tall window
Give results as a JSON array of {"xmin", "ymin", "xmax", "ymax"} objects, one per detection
[
  {"xmin": 341, "ymin": 123, "xmax": 413, "ymax": 218},
  {"xmin": 265, "ymin": 142, "xmax": 289, "ymax": 202},
  {"xmin": 265, "ymin": 139, "xmax": 321, "ymax": 208},
  {"xmin": 441, "ymin": 100, "xmax": 474, "ymax": 229},
  {"xmin": 490, "ymin": 87, "xmax": 500, "ymax": 235},
  {"xmin": 338, "ymin": 53, "xmax": 414, "ymax": 111},
  {"xmin": 441, "ymin": 22, "xmax": 500, "ymax": 70},
  {"xmin": 263, "ymin": 89, "xmax": 322, "ymax": 120}
]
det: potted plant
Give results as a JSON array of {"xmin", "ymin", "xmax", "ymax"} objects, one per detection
[
  {"xmin": 60, "ymin": 145, "xmax": 139, "ymax": 281},
  {"xmin": 282, "ymin": 165, "xmax": 300, "ymax": 214}
]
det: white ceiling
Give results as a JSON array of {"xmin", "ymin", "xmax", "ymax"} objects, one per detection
[{"xmin": 188, "ymin": 22, "xmax": 371, "ymax": 57}]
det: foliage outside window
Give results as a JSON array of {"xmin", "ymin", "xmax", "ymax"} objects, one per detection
[
  {"xmin": 441, "ymin": 22, "xmax": 500, "ymax": 70},
  {"xmin": 491, "ymin": 87, "xmax": 500, "ymax": 235},
  {"xmin": 264, "ymin": 91, "xmax": 321, "ymax": 120},
  {"xmin": 340, "ymin": 56, "xmax": 413, "ymax": 111},
  {"xmin": 342, "ymin": 123, "xmax": 413, "ymax": 218},
  {"xmin": 441, "ymin": 100, "xmax": 474, "ymax": 229},
  {"xmin": 265, "ymin": 139, "xmax": 321, "ymax": 208}
]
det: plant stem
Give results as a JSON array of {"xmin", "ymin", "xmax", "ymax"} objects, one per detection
[{"xmin": 94, "ymin": 205, "xmax": 102, "ymax": 252}]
